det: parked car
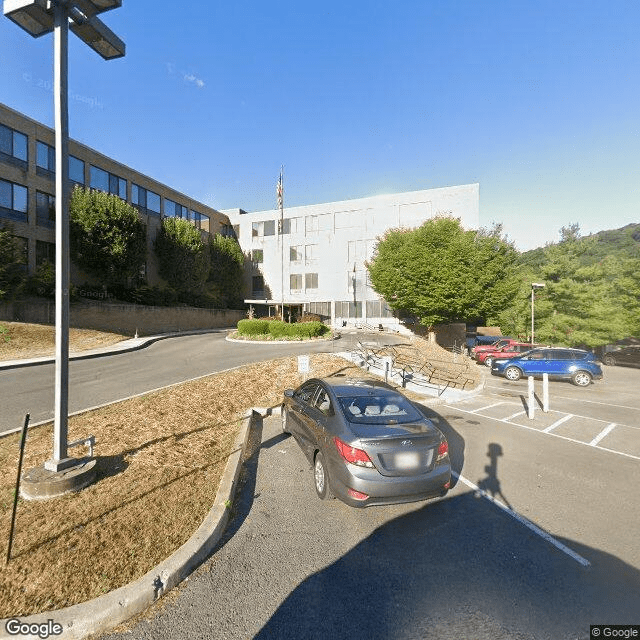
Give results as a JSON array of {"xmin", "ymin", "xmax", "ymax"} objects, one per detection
[
  {"xmin": 471, "ymin": 337, "xmax": 517, "ymax": 359},
  {"xmin": 602, "ymin": 346, "xmax": 640, "ymax": 368},
  {"xmin": 490, "ymin": 348, "xmax": 603, "ymax": 387},
  {"xmin": 281, "ymin": 378, "xmax": 451, "ymax": 507},
  {"xmin": 477, "ymin": 342, "xmax": 539, "ymax": 367}
]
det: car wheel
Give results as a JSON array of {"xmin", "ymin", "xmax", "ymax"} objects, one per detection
[
  {"xmin": 484, "ymin": 356, "xmax": 493, "ymax": 368},
  {"xmin": 281, "ymin": 406, "xmax": 289, "ymax": 434},
  {"xmin": 314, "ymin": 451, "xmax": 334, "ymax": 500},
  {"xmin": 504, "ymin": 366, "xmax": 522, "ymax": 381},
  {"xmin": 603, "ymin": 355, "xmax": 616, "ymax": 366},
  {"xmin": 572, "ymin": 371, "xmax": 592, "ymax": 387}
]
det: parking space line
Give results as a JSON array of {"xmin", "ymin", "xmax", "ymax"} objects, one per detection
[
  {"xmin": 443, "ymin": 404, "xmax": 640, "ymax": 462},
  {"xmin": 589, "ymin": 423, "xmax": 617, "ymax": 447},
  {"xmin": 453, "ymin": 472, "xmax": 591, "ymax": 567},
  {"xmin": 543, "ymin": 414, "xmax": 574, "ymax": 433},
  {"xmin": 470, "ymin": 402, "xmax": 506, "ymax": 413},
  {"xmin": 503, "ymin": 410, "xmax": 527, "ymax": 421}
]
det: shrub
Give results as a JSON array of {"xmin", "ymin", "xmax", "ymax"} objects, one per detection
[
  {"xmin": 237, "ymin": 319, "xmax": 271, "ymax": 336},
  {"xmin": 268, "ymin": 320, "xmax": 328, "ymax": 339}
]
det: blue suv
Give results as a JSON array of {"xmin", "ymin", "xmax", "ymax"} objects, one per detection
[{"xmin": 491, "ymin": 347, "xmax": 603, "ymax": 387}]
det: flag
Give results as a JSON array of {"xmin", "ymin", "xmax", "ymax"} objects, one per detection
[{"xmin": 276, "ymin": 170, "xmax": 283, "ymax": 210}]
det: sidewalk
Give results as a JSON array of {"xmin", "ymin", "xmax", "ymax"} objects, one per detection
[{"xmin": 0, "ymin": 328, "xmax": 230, "ymax": 371}]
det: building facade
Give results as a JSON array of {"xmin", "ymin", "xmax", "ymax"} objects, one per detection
[
  {"xmin": 3, "ymin": 102, "xmax": 480, "ymax": 327},
  {"xmin": 0, "ymin": 102, "xmax": 230, "ymax": 287},
  {"xmin": 225, "ymin": 184, "xmax": 480, "ymax": 328}
]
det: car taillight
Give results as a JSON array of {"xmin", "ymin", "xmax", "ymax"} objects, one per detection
[
  {"xmin": 334, "ymin": 437, "xmax": 374, "ymax": 468},
  {"xmin": 436, "ymin": 440, "xmax": 448, "ymax": 461}
]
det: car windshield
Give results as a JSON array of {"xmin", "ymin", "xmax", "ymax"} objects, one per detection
[{"xmin": 338, "ymin": 394, "xmax": 423, "ymax": 424}]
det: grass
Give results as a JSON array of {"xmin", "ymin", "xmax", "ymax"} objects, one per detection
[
  {"xmin": 0, "ymin": 322, "xmax": 129, "ymax": 361},
  {"xmin": 0, "ymin": 347, "xmax": 383, "ymax": 618}
]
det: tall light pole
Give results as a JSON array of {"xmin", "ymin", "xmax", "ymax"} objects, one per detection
[
  {"xmin": 4, "ymin": 0, "xmax": 124, "ymax": 478},
  {"xmin": 531, "ymin": 282, "xmax": 545, "ymax": 344}
]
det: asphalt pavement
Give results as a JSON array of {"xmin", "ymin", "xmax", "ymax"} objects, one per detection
[{"xmin": 96, "ymin": 409, "xmax": 640, "ymax": 640}]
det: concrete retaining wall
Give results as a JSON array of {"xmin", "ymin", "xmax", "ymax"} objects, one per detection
[{"xmin": 0, "ymin": 299, "xmax": 245, "ymax": 336}]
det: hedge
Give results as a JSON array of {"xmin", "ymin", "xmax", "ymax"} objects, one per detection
[{"xmin": 237, "ymin": 319, "xmax": 329, "ymax": 339}]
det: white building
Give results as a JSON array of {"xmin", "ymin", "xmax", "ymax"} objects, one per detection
[{"xmin": 225, "ymin": 183, "xmax": 480, "ymax": 329}]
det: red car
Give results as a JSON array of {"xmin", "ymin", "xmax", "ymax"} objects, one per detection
[
  {"xmin": 477, "ymin": 342, "xmax": 538, "ymax": 367},
  {"xmin": 471, "ymin": 338, "xmax": 520, "ymax": 359}
]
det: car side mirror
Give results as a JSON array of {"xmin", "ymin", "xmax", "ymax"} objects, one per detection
[{"xmin": 284, "ymin": 389, "xmax": 294, "ymax": 398}]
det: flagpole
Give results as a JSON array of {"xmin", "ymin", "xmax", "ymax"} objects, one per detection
[{"xmin": 278, "ymin": 166, "xmax": 284, "ymax": 320}]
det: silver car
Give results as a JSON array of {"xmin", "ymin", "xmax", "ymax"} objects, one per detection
[{"xmin": 281, "ymin": 377, "xmax": 451, "ymax": 507}]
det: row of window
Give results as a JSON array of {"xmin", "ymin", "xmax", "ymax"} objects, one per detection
[
  {"xmin": 7, "ymin": 235, "xmax": 55, "ymax": 267},
  {"xmin": 0, "ymin": 180, "xmax": 209, "ymax": 232},
  {"xmin": 290, "ymin": 273, "xmax": 318, "ymax": 291},
  {"xmin": 2, "ymin": 133, "xmax": 210, "ymax": 231}
]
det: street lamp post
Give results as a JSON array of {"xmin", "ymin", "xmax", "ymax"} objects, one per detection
[
  {"xmin": 531, "ymin": 282, "xmax": 545, "ymax": 344},
  {"xmin": 4, "ymin": 0, "xmax": 124, "ymax": 481}
]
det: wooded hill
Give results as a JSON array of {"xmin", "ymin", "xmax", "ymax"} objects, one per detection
[{"xmin": 519, "ymin": 223, "xmax": 640, "ymax": 268}]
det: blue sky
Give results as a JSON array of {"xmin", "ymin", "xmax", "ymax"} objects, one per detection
[{"xmin": 1, "ymin": 0, "xmax": 639, "ymax": 251}]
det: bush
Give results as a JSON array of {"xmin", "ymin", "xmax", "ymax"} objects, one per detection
[
  {"xmin": 237, "ymin": 319, "xmax": 329, "ymax": 339},
  {"xmin": 237, "ymin": 319, "xmax": 271, "ymax": 336}
]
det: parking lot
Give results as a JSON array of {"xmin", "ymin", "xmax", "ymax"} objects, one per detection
[{"xmin": 101, "ymin": 361, "xmax": 640, "ymax": 640}]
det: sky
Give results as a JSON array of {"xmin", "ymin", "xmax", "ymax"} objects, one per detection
[{"xmin": 1, "ymin": 0, "xmax": 639, "ymax": 252}]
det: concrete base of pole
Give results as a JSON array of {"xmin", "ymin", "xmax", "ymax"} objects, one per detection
[{"xmin": 20, "ymin": 458, "xmax": 97, "ymax": 500}]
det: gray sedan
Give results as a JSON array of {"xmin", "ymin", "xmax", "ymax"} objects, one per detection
[{"xmin": 281, "ymin": 377, "xmax": 451, "ymax": 507}]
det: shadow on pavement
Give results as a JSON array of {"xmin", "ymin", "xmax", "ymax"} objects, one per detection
[{"xmin": 254, "ymin": 490, "xmax": 640, "ymax": 640}]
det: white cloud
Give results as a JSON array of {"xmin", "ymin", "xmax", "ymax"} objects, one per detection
[{"xmin": 183, "ymin": 73, "xmax": 205, "ymax": 89}]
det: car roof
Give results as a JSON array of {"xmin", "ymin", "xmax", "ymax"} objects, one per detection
[{"xmin": 315, "ymin": 377, "xmax": 401, "ymax": 398}]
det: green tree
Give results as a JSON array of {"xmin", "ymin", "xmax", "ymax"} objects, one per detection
[
  {"xmin": 70, "ymin": 187, "xmax": 146, "ymax": 287},
  {"xmin": 154, "ymin": 217, "xmax": 210, "ymax": 296},
  {"xmin": 526, "ymin": 229, "xmax": 640, "ymax": 347},
  {"xmin": 0, "ymin": 225, "xmax": 26, "ymax": 300},
  {"xmin": 366, "ymin": 217, "xmax": 521, "ymax": 328},
  {"xmin": 208, "ymin": 234, "xmax": 245, "ymax": 308}
]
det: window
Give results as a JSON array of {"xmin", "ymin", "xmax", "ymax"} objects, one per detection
[
  {"xmin": 131, "ymin": 184, "xmax": 146, "ymax": 208},
  {"xmin": 288, "ymin": 217, "xmax": 304, "ymax": 234},
  {"xmin": 0, "ymin": 179, "xmax": 28, "ymax": 222},
  {"xmin": 164, "ymin": 199, "xmax": 189, "ymax": 219},
  {"xmin": 147, "ymin": 190, "xmax": 160, "ymax": 214},
  {"xmin": 0, "ymin": 124, "xmax": 28, "ymax": 167},
  {"xmin": 290, "ymin": 245, "xmax": 302, "ymax": 262},
  {"xmin": 263, "ymin": 219, "xmax": 276, "ymax": 236},
  {"xmin": 305, "ymin": 215, "xmax": 318, "ymax": 234},
  {"xmin": 69, "ymin": 155, "xmax": 85, "ymax": 185},
  {"xmin": 290, "ymin": 273, "xmax": 303, "ymax": 291},
  {"xmin": 36, "ymin": 240, "xmax": 55, "ymax": 266},
  {"xmin": 252, "ymin": 221, "xmax": 263, "ymax": 237},
  {"xmin": 313, "ymin": 388, "xmax": 333, "ymax": 416},
  {"xmin": 192, "ymin": 211, "xmax": 210, "ymax": 232},
  {"xmin": 305, "ymin": 273, "xmax": 318, "ymax": 290},
  {"xmin": 132, "ymin": 184, "xmax": 160, "ymax": 216},
  {"xmin": 252, "ymin": 249, "xmax": 263, "ymax": 264},
  {"xmin": 91, "ymin": 166, "xmax": 126, "ymax": 199},
  {"xmin": 366, "ymin": 300, "xmax": 394, "ymax": 318},
  {"xmin": 36, "ymin": 141, "xmax": 55, "ymax": 176},
  {"xmin": 252, "ymin": 275, "xmax": 265, "ymax": 296},
  {"xmin": 335, "ymin": 301, "xmax": 362, "ymax": 318},
  {"xmin": 280, "ymin": 218, "xmax": 290, "ymax": 234},
  {"xmin": 36, "ymin": 191, "xmax": 55, "ymax": 228},
  {"xmin": 305, "ymin": 244, "xmax": 317, "ymax": 263}
]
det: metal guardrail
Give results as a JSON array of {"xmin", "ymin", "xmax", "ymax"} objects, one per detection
[{"xmin": 351, "ymin": 341, "xmax": 477, "ymax": 396}]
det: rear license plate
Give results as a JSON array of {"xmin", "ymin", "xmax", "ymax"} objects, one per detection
[{"xmin": 394, "ymin": 451, "xmax": 420, "ymax": 469}]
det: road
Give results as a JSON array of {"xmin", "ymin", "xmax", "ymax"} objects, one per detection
[
  {"xmin": 0, "ymin": 330, "xmax": 399, "ymax": 434},
  {"xmin": 95, "ymin": 355, "xmax": 638, "ymax": 639}
]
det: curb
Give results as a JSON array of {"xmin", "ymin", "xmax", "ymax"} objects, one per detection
[
  {"xmin": 0, "ymin": 407, "xmax": 259, "ymax": 640},
  {"xmin": 0, "ymin": 329, "xmax": 231, "ymax": 372}
]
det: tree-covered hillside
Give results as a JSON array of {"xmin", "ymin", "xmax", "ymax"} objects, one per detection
[{"xmin": 519, "ymin": 223, "xmax": 640, "ymax": 269}]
